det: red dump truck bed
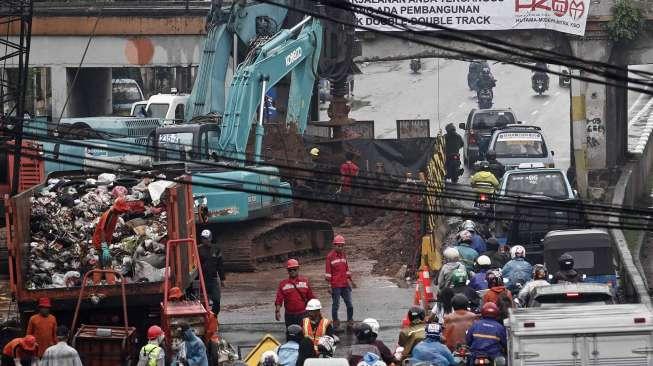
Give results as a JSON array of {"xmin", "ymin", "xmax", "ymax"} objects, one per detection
[{"xmin": 4, "ymin": 172, "xmax": 197, "ymax": 310}]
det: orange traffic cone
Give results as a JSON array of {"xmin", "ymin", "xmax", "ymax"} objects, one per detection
[
  {"xmin": 413, "ymin": 282, "xmax": 421, "ymax": 306},
  {"xmin": 419, "ymin": 267, "xmax": 435, "ymax": 303}
]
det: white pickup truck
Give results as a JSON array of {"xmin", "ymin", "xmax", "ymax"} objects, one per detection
[
  {"xmin": 507, "ymin": 304, "xmax": 653, "ymax": 365},
  {"xmin": 130, "ymin": 91, "xmax": 189, "ymax": 124}
]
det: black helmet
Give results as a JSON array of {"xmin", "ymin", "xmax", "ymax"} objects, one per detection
[
  {"xmin": 286, "ymin": 324, "xmax": 303, "ymax": 343},
  {"xmin": 355, "ymin": 323, "xmax": 374, "ymax": 343},
  {"xmin": 479, "ymin": 160, "xmax": 491, "ymax": 170},
  {"xmin": 408, "ymin": 306, "xmax": 426, "ymax": 322},
  {"xmin": 451, "ymin": 294, "xmax": 470, "ymax": 310},
  {"xmin": 485, "ymin": 269, "xmax": 503, "ymax": 288},
  {"xmin": 559, "ymin": 253, "xmax": 574, "ymax": 270},
  {"xmin": 445, "ymin": 123, "xmax": 456, "ymax": 133},
  {"xmin": 486, "ymin": 149, "xmax": 497, "ymax": 161},
  {"xmin": 533, "ymin": 264, "xmax": 548, "ymax": 280}
]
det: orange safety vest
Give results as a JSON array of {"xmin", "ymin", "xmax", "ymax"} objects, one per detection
[{"xmin": 302, "ymin": 317, "xmax": 330, "ymax": 351}]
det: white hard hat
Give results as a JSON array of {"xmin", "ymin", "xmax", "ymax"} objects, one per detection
[
  {"xmin": 477, "ymin": 255, "xmax": 491, "ymax": 266},
  {"xmin": 510, "ymin": 245, "xmax": 526, "ymax": 258},
  {"xmin": 306, "ymin": 298, "xmax": 322, "ymax": 311},
  {"xmin": 362, "ymin": 318, "xmax": 380, "ymax": 335},
  {"xmin": 444, "ymin": 247, "xmax": 460, "ymax": 261},
  {"xmin": 200, "ymin": 229, "xmax": 212, "ymax": 239},
  {"xmin": 310, "ymin": 147, "xmax": 320, "ymax": 157}
]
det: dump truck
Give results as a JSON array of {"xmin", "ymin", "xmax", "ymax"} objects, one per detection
[{"xmin": 4, "ymin": 171, "xmax": 199, "ymax": 345}]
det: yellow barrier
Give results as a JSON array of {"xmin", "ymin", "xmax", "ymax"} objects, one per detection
[
  {"xmin": 244, "ymin": 334, "xmax": 280, "ymax": 366},
  {"xmin": 422, "ymin": 133, "xmax": 446, "ymax": 271}
]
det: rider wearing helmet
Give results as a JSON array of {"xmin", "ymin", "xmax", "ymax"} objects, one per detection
[
  {"xmin": 517, "ymin": 264, "xmax": 551, "ymax": 306},
  {"xmin": 485, "ymin": 149, "xmax": 505, "ymax": 180},
  {"xmin": 502, "ymin": 245, "xmax": 533, "ymax": 294},
  {"xmin": 277, "ymin": 325, "xmax": 303, "ymax": 366},
  {"xmin": 470, "ymin": 161, "xmax": 500, "ymax": 194},
  {"xmin": 482, "ymin": 269, "xmax": 513, "ymax": 321},
  {"xmin": 440, "ymin": 268, "xmax": 480, "ymax": 314},
  {"xmin": 553, "ymin": 253, "xmax": 582, "ymax": 284},
  {"xmin": 445, "ymin": 123, "xmax": 464, "ymax": 157},
  {"xmin": 466, "ymin": 303, "xmax": 507, "ymax": 365},
  {"xmin": 460, "ymin": 220, "xmax": 487, "ymax": 254},
  {"xmin": 469, "ymin": 255, "xmax": 492, "ymax": 291},
  {"xmin": 410, "ymin": 323, "xmax": 456, "ymax": 366},
  {"xmin": 347, "ymin": 323, "xmax": 382, "ymax": 366},
  {"xmin": 454, "ymin": 231, "xmax": 480, "ymax": 273},
  {"xmin": 437, "ymin": 247, "xmax": 466, "ymax": 292},
  {"xmin": 398, "ymin": 306, "xmax": 426, "ymax": 360},
  {"xmin": 362, "ymin": 319, "xmax": 396, "ymax": 365},
  {"xmin": 443, "ymin": 295, "xmax": 478, "ymax": 352}
]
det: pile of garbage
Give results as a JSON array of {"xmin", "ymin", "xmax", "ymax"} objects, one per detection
[{"xmin": 25, "ymin": 173, "xmax": 174, "ymax": 289}]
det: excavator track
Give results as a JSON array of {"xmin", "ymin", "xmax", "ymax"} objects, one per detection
[{"xmin": 211, "ymin": 218, "xmax": 334, "ymax": 272}]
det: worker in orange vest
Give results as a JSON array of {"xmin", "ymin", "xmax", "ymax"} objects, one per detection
[
  {"xmin": 26, "ymin": 297, "xmax": 57, "ymax": 358},
  {"xmin": 302, "ymin": 299, "xmax": 334, "ymax": 353}
]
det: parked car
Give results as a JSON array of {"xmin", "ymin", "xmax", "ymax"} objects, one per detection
[
  {"xmin": 458, "ymin": 108, "xmax": 517, "ymax": 168},
  {"xmin": 112, "ymin": 79, "xmax": 144, "ymax": 116},
  {"xmin": 487, "ymin": 124, "xmax": 555, "ymax": 171},
  {"xmin": 527, "ymin": 283, "xmax": 616, "ymax": 308}
]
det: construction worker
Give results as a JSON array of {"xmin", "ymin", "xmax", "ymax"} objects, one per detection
[
  {"xmin": 137, "ymin": 326, "xmax": 165, "ymax": 366},
  {"xmin": 26, "ymin": 297, "xmax": 57, "ymax": 358},
  {"xmin": 347, "ymin": 323, "xmax": 381, "ymax": 366},
  {"xmin": 362, "ymin": 318, "xmax": 396, "ymax": 365},
  {"xmin": 397, "ymin": 306, "xmax": 426, "ymax": 360},
  {"xmin": 178, "ymin": 322, "xmax": 209, "ymax": 366},
  {"xmin": 275, "ymin": 259, "xmax": 316, "ymax": 327},
  {"xmin": 277, "ymin": 324, "xmax": 303, "ymax": 366},
  {"xmin": 302, "ymin": 299, "xmax": 335, "ymax": 354},
  {"xmin": 454, "ymin": 231, "xmax": 479, "ymax": 273},
  {"xmin": 442, "ymin": 294, "xmax": 478, "ymax": 352},
  {"xmin": 198, "ymin": 229, "xmax": 225, "ymax": 315},
  {"xmin": 40, "ymin": 325, "xmax": 82, "ymax": 366},
  {"xmin": 339, "ymin": 152, "xmax": 359, "ymax": 227},
  {"xmin": 1, "ymin": 335, "xmax": 37, "ymax": 366},
  {"xmin": 325, "ymin": 234, "xmax": 356, "ymax": 330},
  {"xmin": 168, "ymin": 286, "xmax": 185, "ymax": 302}
]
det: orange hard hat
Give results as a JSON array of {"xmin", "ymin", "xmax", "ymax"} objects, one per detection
[
  {"xmin": 168, "ymin": 287, "xmax": 183, "ymax": 300},
  {"xmin": 286, "ymin": 259, "xmax": 300, "ymax": 269},
  {"xmin": 147, "ymin": 325, "xmax": 164, "ymax": 340},
  {"xmin": 37, "ymin": 297, "xmax": 51, "ymax": 308},
  {"xmin": 21, "ymin": 335, "xmax": 37, "ymax": 351},
  {"xmin": 333, "ymin": 234, "xmax": 345, "ymax": 245}
]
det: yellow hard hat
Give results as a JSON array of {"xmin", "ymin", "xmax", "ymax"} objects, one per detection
[{"xmin": 310, "ymin": 147, "xmax": 320, "ymax": 157}]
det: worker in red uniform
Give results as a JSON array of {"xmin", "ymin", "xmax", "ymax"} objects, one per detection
[
  {"xmin": 275, "ymin": 259, "xmax": 316, "ymax": 327},
  {"xmin": 91, "ymin": 193, "xmax": 147, "ymax": 284},
  {"xmin": 339, "ymin": 152, "xmax": 359, "ymax": 227},
  {"xmin": 26, "ymin": 297, "xmax": 57, "ymax": 359},
  {"xmin": 2, "ymin": 335, "xmax": 37, "ymax": 366},
  {"xmin": 325, "ymin": 234, "xmax": 356, "ymax": 330}
]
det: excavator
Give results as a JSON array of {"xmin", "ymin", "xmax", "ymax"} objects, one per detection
[{"xmin": 146, "ymin": 0, "xmax": 357, "ymax": 270}]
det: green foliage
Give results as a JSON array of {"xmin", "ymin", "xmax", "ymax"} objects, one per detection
[{"xmin": 607, "ymin": 0, "xmax": 644, "ymax": 43}]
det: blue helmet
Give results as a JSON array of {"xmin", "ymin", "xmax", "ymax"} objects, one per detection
[{"xmin": 425, "ymin": 323, "xmax": 442, "ymax": 340}]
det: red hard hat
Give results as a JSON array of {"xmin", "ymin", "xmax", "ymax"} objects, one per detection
[
  {"xmin": 333, "ymin": 234, "xmax": 345, "ymax": 245},
  {"xmin": 147, "ymin": 325, "xmax": 164, "ymax": 340},
  {"xmin": 21, "ymin": 335, "xmax": 37, "ymax": 351},
  {"xmin": 286, "ymin": 259, "xmax": 300, "ymax": 269},
  {"xmin": 168, "ymin": 287, "xmax": 183, "ymax": 300},
  {"xmin": 481, "ymin": 302, "xmax": 500, "ymax": 319},
  {"xmin": 37, "ymin": 297, "xmax": 51, "ymax": 308}
]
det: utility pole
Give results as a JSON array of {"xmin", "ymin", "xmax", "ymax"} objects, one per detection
[
  {"xmin": 0, "ymin": 0, "xmax": 33, "ymax": 195},
  {"xmin": 570, "ymin": 69, "xmax": 588, "ymax": 198}
]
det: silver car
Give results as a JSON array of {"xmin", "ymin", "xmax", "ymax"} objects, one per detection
[{"xmin": 487, "ymin": 125, "xmax": 555, "ymax": 171}]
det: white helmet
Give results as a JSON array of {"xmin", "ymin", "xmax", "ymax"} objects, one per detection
[
  {"xmin": 306, "ymin": 298, "xmax": 322, "ymax": 311},
  {"xmin": 200, "ymin": 229, "xmax": 212, "ymax": 240},
  {"xmin": 260, "ymin": 350, "xmax": 279, "ymax": 366},
  {"xmin": 444, "ymin": 247, "xmax": 460, "ymax": 261},
  {"xmin": 362, "ymin": 318, "xmax": 380, "ymax": 335},
  {"xmin": 510, "ymin": 245, "xmax": 526, "ymax": 259},
  {"xmin": 461, "ymin": 220, "xmax": 476, "ymax": 232},
  {"xmin": 477, "ymin": 255, "xmax": 491, "ymax": 266}
]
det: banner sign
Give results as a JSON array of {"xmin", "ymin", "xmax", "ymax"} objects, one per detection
[{"xmin": 351, "ymin": 0, "xmax": 590, "ymax": 36}]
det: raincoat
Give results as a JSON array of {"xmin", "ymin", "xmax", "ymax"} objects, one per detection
[
  {"xmin": 453, "ymin": 244, "xmax": 479, "ymax": 272},
  {"xmin": 182, "ymin": 328, "xmax": 208, "ymax": 366},
  {"xmin": 502, "ymin": 258, "xmax": 533, "ymax": 291},
  {"xmin": 410, "ymin": 338, "xmax": 456, "ymax": 366}
]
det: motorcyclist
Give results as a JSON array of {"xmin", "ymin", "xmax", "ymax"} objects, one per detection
[
  {"xmin": 439, "ymin": 268, "xmax": 480, "ymax": 314},
  {"xmin": 410, "ymin": 323, "xmax": 456, "ymax": 366},
  {"xmin": 437, "ymin": 247, "xmax": 466, "ymax": 293},
  {"xmin": 532, "ymin": 62, "xmax": 549, "ymax": 81},
  {"xmin": 468, "ymin": 61, "xmax": 483, "ymax": 91},
  {"xmin": 470, "ymin": 161, "xmax": 500, "ymax": 194},
  {"xmin": 485, "ymin": 150, "xmax": 505, "ymax": 181},
  {"xmin": 477, "ymin": 67, "xmax": 496, "ymax": 92},
  {"xmin": 362, "ymin": 319, "xmax": 396, "ymax": 365},
  {"xmin": 465, "ymin": 303, "xmax": 507, "ymax": 366},
  {"xmin": 347, "ymin": 323, "xmax": 381, "ymax": 366},
  {"xmin": 517, "ymin": 264, "xmax": 551, "ymax": 306},
  {"xmin": 501, "ymin": 245, "xmax": 533, "ymax": 295},
  {"xmin": 481, "ymin": 270, "xmax": 513, "ymax": 321},
  {"xmin": 277, "ymin": 325, "xmax": 303, "ymax": 366},
  {"xmin": 552, "ymin": 254, "xmax": 583, "ymax": 284},
  {"xmin": 398, "ymin": 306, "xmax": 426, "ymax": 360},
  {"xmin": 454, "ymin": 231, "xmax": 480, "ymax": 273},
  {"xmin": 444, "ymin": 123, "xmax": 464, "ymax": 183},
  {"xmin": 469, "ymin": 255, "xmax": 491, "ymax": 291},
  {"xmin": 442, "ymin": 294, "xmax": 478, "ymax": 352},
  {"xmin": 459, "ymin": 220, "xmax": 486, "ymax": 253}
]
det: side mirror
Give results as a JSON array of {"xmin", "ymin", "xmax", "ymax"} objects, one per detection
[
  {"xmin": 550, "ymin": 150, "xmax": 555, "ymax": 156},
  {"xmin": 459, "ymin": 123, "xmax": 466, "ymax": 130}
]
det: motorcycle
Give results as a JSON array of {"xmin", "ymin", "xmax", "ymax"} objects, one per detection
[
  {"xmin": 477, "ymin": 88, "xmax": 493, "ymax": 109},
  {"xmin": 532, "ymin": 74, "xmax": 549, "ymax": 95},
  {"xmin": 446, "ymin": 153, "xmax": 464, "ymax": 183},
  {"xmin": 410, "ymin": 59, "xmax": 422, "ymax": 74},
  {"xmin": 453, "ymin": 344, "xmax": 469, "ymax": 366},
  {"xmin": 471, "ymin": 353, "xmax": 507, "ymax": 366},
  {"xmin": 468, "ymin": 62, "xmax": 482, "ymax": 90},
  {"xmin": 559, "ymin": 67, "xmax": 571, "ymax": 87}
]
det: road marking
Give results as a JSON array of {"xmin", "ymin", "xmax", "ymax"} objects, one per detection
[
  {"xmin": 531, "ymin": 110, "xmax": 539, "ymax": 115},
  {"xmin": 543, "ymin": 101, "xmax": 550, "ymax": 106}
]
